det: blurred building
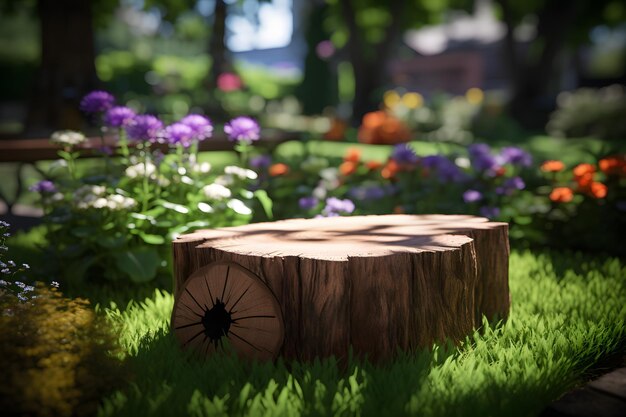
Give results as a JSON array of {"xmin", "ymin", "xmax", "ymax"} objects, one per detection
[{"xmin": 390, "ymin": 0, "xmax": 533, "ymax": 97}]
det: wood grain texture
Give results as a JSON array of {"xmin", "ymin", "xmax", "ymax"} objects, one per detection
[{"xmin": 172, "ymin": 214, "xmax": 510, "ymax": 361}]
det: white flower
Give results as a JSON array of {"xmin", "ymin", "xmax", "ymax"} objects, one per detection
[
  {"xmin": 50, "ymin": 130, "xmax": 86, "ymax": 147},
  {"xmin": 192, "ymin": 162, "xmax": 212, "ymax": 174},
  {"xmin": 214, "ymin": 175, "xmax": 234, "ymax": 187},
  {"xmin": 49, "ymin": 192, "xmax": 64, "ymax": 202},
  {"xmin": 224, "ymin": 165, "xmax": 258, "ymax": 180},
  {"xmin": 125, "ymin": 162, "xmax": 157, "ymax": 179},
  {"xmin": 455, "ymin": 157, "xmax": 471, "ymax": 169},
  {"xmin": 92, "ymin": 198, "xmax": 108, "ymax": 209},
  {"xmin": 73, "ymin": 186, "xmax": 136, "ymax": 211},
  {"xmin": 320, "ymin": 167, "xmax": 339, "ymax": 181},
  {"xmin": 202, "ymin": 183, "xmax": 231, "ymax": 200},
  {"xmin": 227, "ymin": 199, "xmax": 252, "ymax": 215}
]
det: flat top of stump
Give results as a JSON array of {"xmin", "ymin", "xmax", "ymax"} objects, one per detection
[{"xmin": 175, "ymin": 214, "xmax": 507, "ymax": 261}]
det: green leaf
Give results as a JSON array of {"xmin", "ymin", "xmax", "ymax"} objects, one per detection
[
  {"xmin": 138, "ymin": 232, "xmax": 166, "ymax": 245},
  {"xmin": 254, "ymin": 189, "xmax": 273, "ymax": 220},
  {"xmin": 156, "ymin": 199, "xmax": 190, "ymax": 214},
  {"xmin": 63, "ymin": 255, "xmax": 98, "ymax": 286},
  {"xmin": 97, "ymin": 235, "xmax": 127, "ymax": 249},
  {"xmin": 70, "ymin": 226, "xmax": 97, "ymax": 238},
  {"xmin": 113, "ymin": 247, "xmax": 160, "ymax": 283},
  {"xmin": 57, "ymin": 150, "xmax": 73, "ymax": 160}
]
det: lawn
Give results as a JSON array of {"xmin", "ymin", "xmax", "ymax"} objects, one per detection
[
  {"xmin": 2, "ymin": 128, "xmax": 625, "ymax": 416},
  {"xmin": 89, "ymin": 249, "xmax": 625, "ymax": 417}
]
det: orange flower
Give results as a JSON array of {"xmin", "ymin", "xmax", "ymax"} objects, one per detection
[
  {"xmin": 344, "ymin": 148, "xmax": 361, "ymax": 163},
  {"xmin": 587, "ymin": 182, "xmax": 607, "ymax": 199},
  {"xmin": 339, "ymin": 161, "xmax": 357, "ymax": 176},
  {"xmin": 362, "ymin": 111, "xmax": 386, "ymax": 129},
  {"xmin": 576, "ymin": 174, "xmax": 594, "ymax": 188},
  {"xmin": 269, "ymin": 163, "xmax": 289, "ymax": 176},
  {"xmin": 599, "ymin": 155, "xmax": 626, "ymax": 177},
  {"xmin": 378, "ymin": 118, "xmax": 411, "ymax": 144},
  {"xmin": 540, "ymin": 160, "xmax": 565, "ymax": 173},
  {"xmin": 573, "ymin": 163, "xmax": 595, "ymax": 178},
  {"xmin": 366, "ymin": 160, "xmax": 383, "ymax": 170},
  {"xmin": 357, "ymin": 111, "xmax": 411, "ymax": 145},
  {"xmin": 381, "ymin": 160, "xmax": 399, "ymax": 179},
  {"xmin": 573, "ymin": 163, "xmax": 595, "ymax": 188},
  {"xmin": 324, "ymin": 118, "xmax": 347, "ymax": 141},
  {"xmin": 549, "ymin": 187, "xmax": 574, "ymax": 203}
]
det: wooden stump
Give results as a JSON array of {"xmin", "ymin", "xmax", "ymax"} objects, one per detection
[{"xmin": 171, "ymin": 214, "xmax": 509, "ymax": 362}]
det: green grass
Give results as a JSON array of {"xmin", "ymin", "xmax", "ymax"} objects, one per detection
[{"xmin": 98, "ymin": 250, "xmax": 626, "ymax": 417}]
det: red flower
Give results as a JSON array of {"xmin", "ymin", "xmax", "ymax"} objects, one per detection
[{"xmin": 599, "ymin": 155, "xmax": 626, "ymax": 177}]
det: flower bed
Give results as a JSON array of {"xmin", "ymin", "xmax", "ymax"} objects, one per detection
[{"xmin": 3, "ymin": 90, "xmax": 626, "ymax": 417}]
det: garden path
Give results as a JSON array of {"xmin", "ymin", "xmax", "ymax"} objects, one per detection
[{"xmin": 541, "ymin": 358, "xmax": 626, "ymax": 417}]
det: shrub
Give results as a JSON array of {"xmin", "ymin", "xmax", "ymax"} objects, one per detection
[
  {"xmin": 0, "ymin": 221, "xmax": 126, "ymax": 417},
  {"xmin": 0, "ymin": 284, "xmax": 126, "ymax": 417},
  {"xmin": 31, "ymin": 92, "xmax": 267, "ymax": 287},
  {"xmin": 547, "ymin": 84, "xmax": 626, "ymax": 140}
]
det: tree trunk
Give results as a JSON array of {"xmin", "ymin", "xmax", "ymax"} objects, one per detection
[
  {"xmin": 26, "ymin": 0, "xmax": 97, "ymax": 134},
  {"xmin": 340, "ymin": 0, "xmax": 404, "ymax": 124},
  {"xmin": 172, "ymin": 214, "xmax": 510, "ymax": 362},
  {"xmin": 208, "ymin": 0, "xmax": 228, "ymax": 88},
  {"xmin": 497, "ymin": 0, "xmax": 580, "ymax": 129}
]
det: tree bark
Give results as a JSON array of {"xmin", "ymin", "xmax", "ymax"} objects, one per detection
[
  {"xmin": 497, "ymin": 0, "xmax": 581, "ymax": 129},
  {"xmin": 340, "ymin": 0, "xmax": 405, "ymax": 124},
  {"xmin": 26, "ymin": 0, "xmax": 98, "ymax": 134},
  {"xmin": 208, "ymin": 0, "xmax": 228, "ymax": 88},
  {"xmin": 172, "ymin": 214, "xmax": 510, "ymax": 362}
]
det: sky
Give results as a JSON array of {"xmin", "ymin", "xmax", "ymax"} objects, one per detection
[{"xmin": 196, "ymin": 0, "xmax": 294, "ymax": 52}]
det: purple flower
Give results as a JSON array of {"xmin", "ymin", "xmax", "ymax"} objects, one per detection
[
  {"xmin": 29, "ymin": 180, "xmax": 56, "ymax": 194},
  {"xmin": 463, "ymin": 189, "xmax": 482, "ymax": 203},
  {"xmin": 180, "ymin": 114, "xmax": 213, "ymax": 141},
  {"xmin": 391, "ymin": 144, "xmax": 418, "ymax": 165},
  {"xmin": 104, "ymin": 106, "xmax": 136, "ymax": 128},
  {"xmin": 479, "ymin": 206, "xmax": 500, "ymax": 219},
  {"xmin": 224, "ymin": 116, "xmax": 260, "ymax": 143},
  {"xmin": 499, "ymin": 146, "xmax": 532, "ymax": 167},
  {"xmin": 249, "ymin": 154, "xmax": 272, "ymax": 169},
  {"xmin": 164, "ymin": 122, "xmax": 194, "ymax": 147},
  {"xmin": 323, "ymin": 197, "xmax": 355, "ymax": 216},
  {"xmin": 496, "ymin": 176, "xmax": 526, "ymax": 195},
  {"xmin": 468, "ymin": 143, "xmax": 491, "ymax": 157},
  {"xmin": 80, "ymin": 90, "xmax": 115, "ymax": 114},
  {"xmin": 126, "ymin": 115, "xmax": 163, "ymax": 143},
  {"xmin": 421, "ymin": 155, "xmax": 465, "ymax": 182},
  {"xmin": 348, "ymin": 185, "xmax": 387, "ymax": 201},
  {"xmin": 469, "ymin": 145, "xmax": 499, "ymax": 172},
  {"xmin": 299, "ymin": 196, "xmax": 319, "ymax": 210}
]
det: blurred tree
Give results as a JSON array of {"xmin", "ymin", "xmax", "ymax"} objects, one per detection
[
  {"xmin": 150, "ymin": 0, "xmax": 270, "ymax": 92},
  {"xmin": 494, "ymin": 0, "xmax": 626, "ymax": 129},
  {"xmin": 295, "ymin": 2, "xmax": 338, "ymax": 115},
  {"xmin": 326, "ymin": 0, "xmax": 471, "ymax": 124},
  {"xmin": 1, "ymin": 0, "xmax": 116, "ymax": 134}
]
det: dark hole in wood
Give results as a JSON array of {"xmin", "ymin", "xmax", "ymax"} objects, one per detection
[{"xmin": 202, "ymin": 299, "xmax": 233, "ymax": 346}]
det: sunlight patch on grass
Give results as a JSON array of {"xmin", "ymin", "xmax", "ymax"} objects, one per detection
[{"xmin": 100, "ymin": 250, "xmax": 626, "ymax": 417}]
